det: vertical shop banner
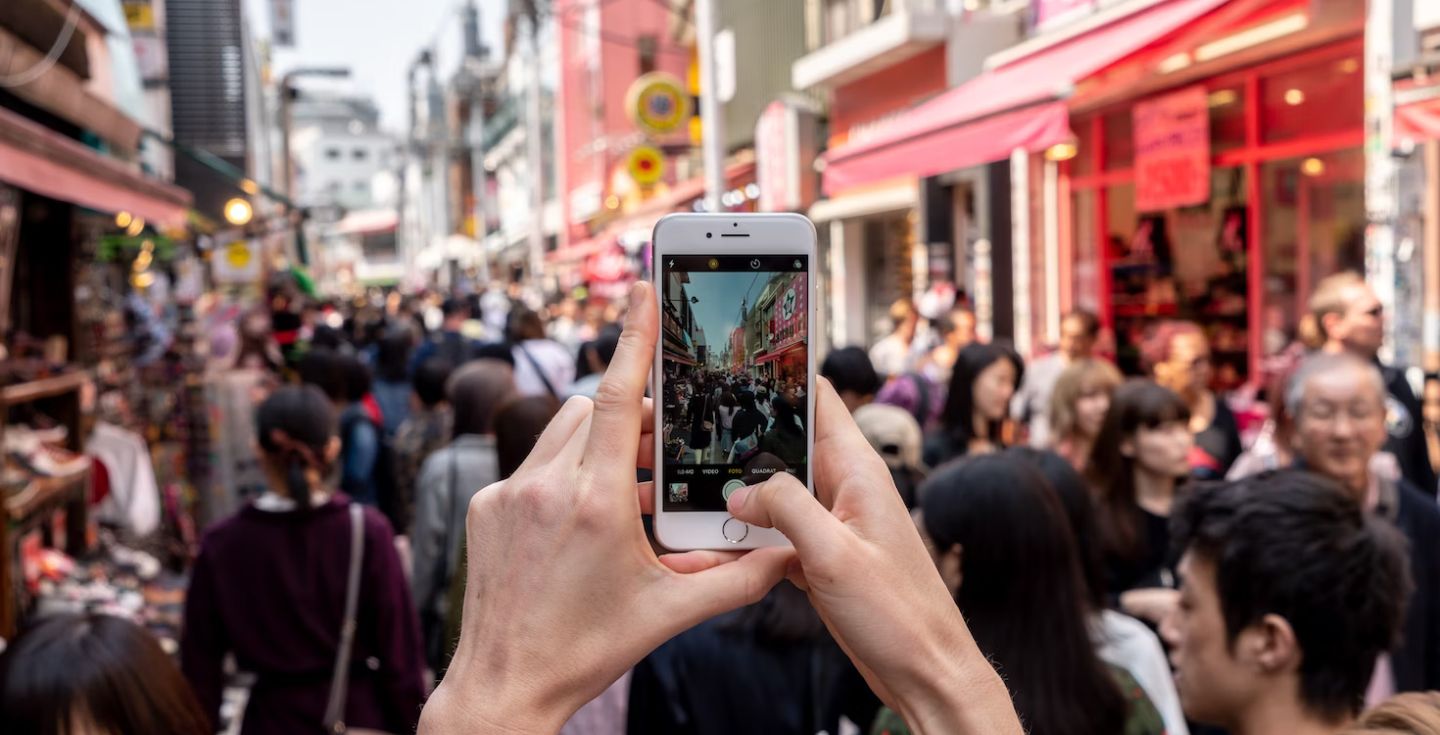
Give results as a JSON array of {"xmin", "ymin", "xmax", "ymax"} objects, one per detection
[{"xmin": 1134, "ymin": 86, "xmax": 1211, "ymax": 212}]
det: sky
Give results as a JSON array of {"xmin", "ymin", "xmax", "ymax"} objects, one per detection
[
  {"xmin": 267, "ymin": 0, "xmax": 508, "ymax": 134},
  {"xmin": 684, "ymin": 270, "xmax": 770, "ymax": 349}
]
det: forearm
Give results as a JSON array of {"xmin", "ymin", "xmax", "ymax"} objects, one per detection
[
  {"xmin": 890, "ymin": 621, "xmax": 1023, "ymax": 735},
  {"xmin": 418, "ymin": 671, "xmax": 571, "ymax": 735}
]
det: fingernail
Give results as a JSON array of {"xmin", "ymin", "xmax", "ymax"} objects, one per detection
[{"xmin": 727, "ymin": 485, "xmax": 751, "ymax": 511}]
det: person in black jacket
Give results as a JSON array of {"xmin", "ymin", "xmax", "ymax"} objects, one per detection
[
  {"xmin": 1310, "ymin": 272, "xmax": 1437, "ymax": 494},
  {"xmin": 1288, "ymin": 352, "xmax": 1440, "ymax": 693}
]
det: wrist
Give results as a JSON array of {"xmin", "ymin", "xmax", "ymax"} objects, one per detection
[
  {"xmin": 419, "ymin": 674, "xmax": 569, "ymax": 735},
  {"xmin": 892, "ymin": 616, "xmax": 1021, "ymax": 735}
]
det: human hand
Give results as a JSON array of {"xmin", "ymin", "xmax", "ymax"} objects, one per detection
[
  {"xmin": 420, "ymin": 282, "xmax": 791, "ymax": 734},
  {"xmin": 1120, "ymin": 587, "xmax": 1181, "ymax": 625},
  {"xmin": 725, "ymin": 380, "xmax": 1021, "ymax": 735}
]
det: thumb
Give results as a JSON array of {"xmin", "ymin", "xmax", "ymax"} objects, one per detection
[
  {"xmin": 727, "ymin": 473, "xmax": 842, "ymax": 558},
  {"xmin": 666, "ymin": 546, "xmax": 793, "ymax": 625}
]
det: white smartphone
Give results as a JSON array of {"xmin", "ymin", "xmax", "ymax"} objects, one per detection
[{"xmin": 651, "ymin": 213, "xmax": 817, "ymax": 551}]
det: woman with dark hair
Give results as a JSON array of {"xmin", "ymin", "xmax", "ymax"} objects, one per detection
[
  {"xmin": 1144, "ymin": 320, "xmax": 1242, "ymax": 480},
  {"xmin": 910, "ymin": 453, "xmax": 1162, "ymax": 735},
  {"xmin": 338, "ymin": 355, "xmax": 383, "ymax": 507},
  {"xmin": 1010, "ymin": 447, "xmax": 1190, "ymax": 735},
  {"xmin": 181, "ymin": 385, "xmax": 424, "ymax": 735},
  {"xmin": 1085, "ymin": 379, "xmax": 1194, "ymax": 627},
  {"xmin": 728, "ymin": 392, "xmax": 765, "ymax": 462},
  {"xmin": 924, "ymin": 342, "xmax": 1023, "ymax": 467},
  {"xmin": 717, "ymin": 390, "xmax": 740, "ymax": 457},
  {"xmin": 372, "ymin": 330, "xmax": 414, "ymax": 436},
  {"xmin": 759, "ymin": 394, "xmax": 806, "ymax": 468},
  {"xmin": 1, "ymin": 613, "xmax": 210, "ymax": 735},
  {"xmin": 628, "ymin": 582, "xmax": 879, "ymax": 734},
  {"xmin": 508, "ymin": 307, "xmax": 574, "ymax": 399},
  {"xmin": 412, "ymin": 359, "xmax": 514, "ymax": 670},
  {"xmin": 687, "ymin": 379, "xmax": 715, "ymax": 463}
]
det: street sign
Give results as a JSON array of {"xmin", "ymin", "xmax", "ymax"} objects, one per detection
[{"xmin": 626, "ymin": 73, "xmax": 690, "ymax": 138}]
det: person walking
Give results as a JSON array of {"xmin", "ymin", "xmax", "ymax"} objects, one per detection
[
  {"xmin": 1012, "ymin": 309, "xmax": 1101, "ymax": 447},
  {"xmin": 182, "ymin": 386, "xmax": 425, "ymax": 735},
  {"xmin": 509, "ymin": 307, "xmax": 575, "ymax": 399},
  {"xmin": 924, "ymin": 343, "xmax": 1023, "ymax": 467},
  {"xmin": 868, "ymin": 299, "xmax": 919, "ymax": 379},
  {"xmin": 1144, "ymin": 321, "xmax": 1241, "ymax": 480},
  {"xmin": 1048, "ymin": 357, "xmax": 1124, "ymax": 471}
]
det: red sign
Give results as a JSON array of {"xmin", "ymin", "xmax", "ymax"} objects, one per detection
[
  {"xmin": 1134, "ymin": 86, "xmax": 1211, "ymax": 212},
  {"xmin": 768, "ymin": 273, "xmax": 808, "ymax": 351}
]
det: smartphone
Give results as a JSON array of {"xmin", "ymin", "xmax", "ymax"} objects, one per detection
[{"xmin": 651, "ymin": 213, "xmax": 816, "ymax": 550}]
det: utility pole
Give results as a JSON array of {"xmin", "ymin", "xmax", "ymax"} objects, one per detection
[
  {"xmin": 278, "ymin": 67, "xmax": 351, "ymax": 198},
  {"xmin": 695, "ymin": 0, "xmax": 726, "ymax": 212},
  {"xmin": 522, "ymin": 0, "xmax": 547, "ymax": 286},
  {"xmin": 464, "ymin": 1, "xmax": 491, "ymax": 283}
]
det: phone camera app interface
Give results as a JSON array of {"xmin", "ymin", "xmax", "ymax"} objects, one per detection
[{"xmin": 661, "ymin": 255, "xmax": 809, "ymax": 512}]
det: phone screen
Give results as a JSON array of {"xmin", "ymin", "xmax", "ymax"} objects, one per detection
[{"xmin": 660, "ymin": 254, "xmax": 810, "ymax": 512}]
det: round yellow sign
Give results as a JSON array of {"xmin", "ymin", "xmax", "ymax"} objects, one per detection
[
  {"xmin": 627, "ymin": 145, "xmax": 665, "ymax": 187},
  {"xmin": 626, "ymin": 73, "xmax": 689, "ymax": 137},
  {"xmin": 225, "ymin": 241, "xmax": 252, "ymax": 269}
]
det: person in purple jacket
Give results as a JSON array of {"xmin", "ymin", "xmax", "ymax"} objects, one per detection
[{"xmin": 181, "ymin": 385, "xmax": 425, "ymax": 734}]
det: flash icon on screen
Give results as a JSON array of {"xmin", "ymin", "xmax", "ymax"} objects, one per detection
[{"xmin": 708, "ymin": 258, "xmax": 719, "ymax": 269}]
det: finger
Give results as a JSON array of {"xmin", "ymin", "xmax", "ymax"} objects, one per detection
[
  {"xmin": 726, "ymin": 472, "xmax": 843, "ymax": 558},
  {"xmin": 640, "ymin": 397, "xmax": 654, "ymax": 435},
  {"xmin": 515, "ymin": 396, "xmax": 592, "ymax": 474},
  {"xmin": 812, "ymin": 378, "xmax": 893, "ymax": 510},
  {"xmin": 657, "ymin": 549, "xmax": 743, "ymax": 574},
  {"xmin": 584, "ymin": 282, "xmax": 657, "ymax": 470},
  {"xmin": 636, "ymin": 481, "xmax": 654, "ymax": 514},
  {"xmin": 665, "ymin": 547, "xmax": 793, "ymax": 624},
  {"xmin": 637, "ymin": 434, "xmax": 654, "ymax": 470}
]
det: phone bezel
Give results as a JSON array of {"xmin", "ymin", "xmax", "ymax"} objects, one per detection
[{"xmin": 650, "ymin": 213, "xmax": 817, "ymax": 551}]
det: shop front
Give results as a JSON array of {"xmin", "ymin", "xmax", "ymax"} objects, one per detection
[{"xmin": 1061, "ymin": 7, "xmax": 1364, "ymax": 386}]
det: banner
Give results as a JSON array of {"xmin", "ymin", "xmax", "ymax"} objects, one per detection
[{"xmin": 1134, "ymin": 86, "xmax": 1210, "ymax": 212}]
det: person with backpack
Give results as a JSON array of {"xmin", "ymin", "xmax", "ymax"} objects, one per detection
[
  {"xmin": 411, "ymin": 297, "xmax": 484, "ymax": 373},
  {"xmin": 410, "ymin": 359, "xmax": 515, "ymax": 671},
  {"xmin": 181, "ymin": 386, "xmax": 425, "ymax": 734}
]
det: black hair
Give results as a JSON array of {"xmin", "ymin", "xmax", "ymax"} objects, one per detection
[
  {"xmin": 413, "ymin": 357, "xmax": 455, "ymax": 408},
  {"xmin": 821, "ymin": 346, "xmax": 881, "ymax": 398},
  {"xmin": 921, "ymin": 454, "xmax": 1128, "ymax": 735},
  {"xmin": 939, "ymin": 342, "xmax": 1023, "ymax": 451},
  {"xmin": 1064, "ymin": 309, "xmax": 1102, "ymax": 339},
  {"xmin": 1008, "ymin": 447, "xmax": 1107, "ymax": 612},
  {"xmin": 0, "ymin": 613, "xmax": 210, "ymax": 735},
  {"xmin": 297, "ymin": 348, "xmax": 349, "ymax": 403},
  {"xmin": 1085, "ymin": 379, "xmax": 1190, "ymax": 564},
  {"xmin": 310, "ymin": 324, "xmax": 344, "ymax": 351},
  {"xmin": 507, "ymin": 308, "xmax": 547, "ymax": 342},
  {"xmin": 1172, "ymin": 470, "xmax": 1410, "ymax": 720},
  {"xmin": 376, "ymin": 330, "xmax": 412, "ymax": 383},
  {"xmin": 771, "ymin": 395, "xmax": 802, "ymax": 436},
  {"xmin": 473, "ymin": 341, "xmax": 517, "ymax": 367},
  {"xmin": 256, "ymin": 385, "xmax": 337, "ymax": 509},
  {"xmin": 341, "ymin": 355, "xmax": 373, "ymax": 403},
  {"xmin": 442, "ymin": 297, "xmax": 469, "ymax": 319},
  {"xmin": 593, "ymin": 324, "xmax": 622, "ymax": 368},
  {"xmin": 449, "ymin": 360, "xmax": 515, "ymax": 437},
  {"xmin": 494, "ymin": 395, "xmax": 560, "ymax": 478}
]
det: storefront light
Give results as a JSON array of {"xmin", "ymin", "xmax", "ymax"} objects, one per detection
[
  {"xmin": 1301, "ymin": 157, "xmax": 1325, "ymax": 177},
  {"xmin": 1159, "ymin": 52, "xmax": 1192, "ymax": 74},
  {"xmin": 1207, "ymin": 89, "xmax": 1238, "ymax": 108},
  {"xmin": 125, "ymin": 217, "xmax": 146, "ymax": 237},
  {"xmin": 1194, "ymin": 12, "xmax": 1307, "ymax": 63},
  {"xmin": 224, "ymin": 198, "xmax": 254, "ymax": 226},
  {"xmin": 114, "ymin": 211, "xmax": 133, "ymax": 229},
  {"xmin": 1044, "ymin": 141, "xmax": 1078, "ymax": 162},
  {"xmin": 1337, "ymin": 58, "xmax": 1359, "ymax": 74},
  {"xmin": 1284, "ymin": 88, "xmax": 1305, "ymax": 106}
]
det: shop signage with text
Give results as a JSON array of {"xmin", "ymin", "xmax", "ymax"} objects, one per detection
[{"xmin": 1134, "ymin": 86, "xmax": 1210, "ymax": 212}]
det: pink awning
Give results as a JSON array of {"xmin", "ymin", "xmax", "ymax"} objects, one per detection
[
  {"xmin": 1397, "ymin": 97, "xmax": 1440, "ymax": 144},
  {"xmin": 821, "ymin": 0, "xmax": 1227, "ymax": 194},
  {"xmin": 0, "ymin": 104, "xmax": 190, "ymax": 228}
]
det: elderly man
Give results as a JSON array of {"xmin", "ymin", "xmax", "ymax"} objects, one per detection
[{"xmin": 1288, "ymin": 351, "xmax": 1440, "ymax": 693}]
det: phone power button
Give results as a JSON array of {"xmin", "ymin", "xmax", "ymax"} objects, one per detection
[{"xmin": 721, "ymin": 518, "xmax": 749, "ymax": 544}]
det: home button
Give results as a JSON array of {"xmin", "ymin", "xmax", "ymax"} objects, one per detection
[{"xmin": 721, "ymin": 517, "xmax": 749, "ymax": 544}]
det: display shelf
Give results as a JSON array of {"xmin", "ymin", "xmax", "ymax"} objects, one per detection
[
  {"xmin": 1, "ymin": 371, "xmax": 88, "ymax": 405},
  {"xmin": 6, "ymin": 467, "xmax": 90, "ymax": 522}
]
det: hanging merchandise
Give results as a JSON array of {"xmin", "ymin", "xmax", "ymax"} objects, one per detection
[{"xmin": 86, "ymin": 421, "xmax": 162, "ymax": 538}]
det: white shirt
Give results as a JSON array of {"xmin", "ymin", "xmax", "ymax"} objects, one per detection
[
  {"xmin": 869, "ymin": 335, "xmax": 911, "ymax": 378},
  {"xmin": 513, "ymin": 339, "xmax": 576, "ymax": 398},
  {"xmin": 1093, "ymin": 609, "xmax": 1189, "ymax": 735}
]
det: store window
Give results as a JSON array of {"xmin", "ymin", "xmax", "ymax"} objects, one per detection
[
  {"xmin": 1103, "ymin": 109, "xmax": 1134, "ymax": 170},
  {"xmin": 1261, "ymin": 54, "xmax": 1363, "ymax": 144},
  {"xmin": 1259, "ymin": 148, "xmax": 1365, "ymax": 356},
  {"xmin": 1208, "ymin": 84, "xmax": 1245, "ymax": 152}
]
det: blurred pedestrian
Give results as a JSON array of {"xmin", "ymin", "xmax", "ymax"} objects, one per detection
[
  {"xmin": 1144, "ymin": 321, "xmax": 1241, "ymax": 480},
  {"xmin": 1015, "ymin": 447, "xmax": 1189, "ymax": 735},
  {"xmin": 509, "ymin": 307, "xmax": 575, "ymax": 399},
  {"xmin": 567, "ymin": 324, "xmax": 621, "ymax": 400},
  {"xmin": 412, "ymin": 297, "xmax": 483, "ymax": 372},
  {"xmin": 924, "ymin": 342, "xmax": 1023, "ymax": 467},
  {"xmin": 1085, "ymin": 380, "xmax": 1192, "ymax": 627},
  {"xmin": 919, "ymin": 305, "xmax": 977, "ymax": 384},
  {"xmin": 1344, "ymin": 692, "xmax": 1440, "ymax": 734},
  {"xmin": 1311, "ymin": 271, "xmax": 1436, "ymax": 493},
  {"xmin": 908, "ymin": 453, "xmax": 1163, "ymax": 735},
  {"xmin": 868, "ymin": 298, "xmax": 919, "ymax": 379},
  {"xmin": 1013, "ymin": 309, "xmax": 1101, "ymax": 447},
  {"xmin": 412, "ymin": 360, "xmax": 514, "ymax": 670},
  {"xmin": 1048, "ymin": 357, "xmax": 1123, "ymax": 471},
  {"xmin": 1287, "ymin": 352, "xmax": 1440, "ymax": 693},
  {"xmin": 686, "ymin": 378, "xmax": 716, "ymax": 463},
  {"xmin": 1, "ymin": 614, "xmax": 210, "ymax": 735},
  {"xmin": 1163, "ymin": 471, "xmax": 1410, "ymax": 734},
  {"xmin": 373, "ymin": 330, "xmax": 414, "ymax": 436},
  {"xmin": 338, "ymin": 355, "xmax": 383, "ymax": 507},
  {"xmin": 853, "ymin": 402, "xmax": 926, "ymax": 509},
  {"xmin": 182, "ymin": 386, "xmax": 424, "ymax": 734},
  {"xmin": 758, "ymin": 394, "xmax": 806, "ymax": 468},
  {"xmin": 628, "ymin": 582, "xmax": 880, "ymax": 735},
  {"xmin": 821, "ymin": 346, "xmax": 882, "ymax": 413},
  {"xmin": 394, "ymin": 357, "xmax": 456, "ymax": 525}
]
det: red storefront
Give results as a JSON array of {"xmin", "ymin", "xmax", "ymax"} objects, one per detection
[{"xmin": 755, "ymin": 272, "xmax": 809, "ymax": 385}]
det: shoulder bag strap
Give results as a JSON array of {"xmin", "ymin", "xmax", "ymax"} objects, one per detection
[
  {"xmin": 324, "ymin": 503, "xmax": 366, "ymax": 734},
  {"xmin": 516, "ymin": 343, "xmax": 560, "ymax": 399}
]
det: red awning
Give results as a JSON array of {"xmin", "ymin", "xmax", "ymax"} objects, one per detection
[
  {"xmin": 821, "ymin": 0, "xmax": 1227, "ymax": 194},
  {"xmin": 0, "ymin": 104, "xmax": 190, "ymax": 228},
  {"xmin": 754, "ymin": 342, "xmax": 804, "ymax": 366},
  {"xmin": 1397, "ymin": 97, "xmax": 1440, "ymax": 144}
]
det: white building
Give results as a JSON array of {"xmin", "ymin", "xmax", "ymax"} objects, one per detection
[{"xmin": 290, "ymin": 92, "xmax": 400, "ymax": 212}]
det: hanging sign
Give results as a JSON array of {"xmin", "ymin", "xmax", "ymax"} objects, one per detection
[
  {"xmin": 626, "ymin": 73, "xmax": 690, "ymax": 137},
  {"xmin": 626, "ymin": 145, "xmax": 666, "ymax": 187},
  {"xmin": 1134, "ymin": 86, "xmax": 1211, "ymax": 212},
  {"xmin": 213, "ymin": 240, "xmax": 261, "ymax": 284}
]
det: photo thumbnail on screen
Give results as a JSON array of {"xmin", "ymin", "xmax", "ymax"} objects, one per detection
[{"xmin": 660, "ymin": 255, "xmax": 809, "ymax": 512}]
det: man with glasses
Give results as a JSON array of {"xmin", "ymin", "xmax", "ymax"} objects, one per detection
[
  {"xmin": 1310, "ymin": 271, "xmax": 1435, "ymax": 493},
  {"xmin": 1288, "ymin": 351, "xmax": 1440, "ymax": 694}
]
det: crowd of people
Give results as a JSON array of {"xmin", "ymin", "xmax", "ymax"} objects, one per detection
[{"xmin": 0, "ymin": 272, "xmax": 1438, "ymax": 735}]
